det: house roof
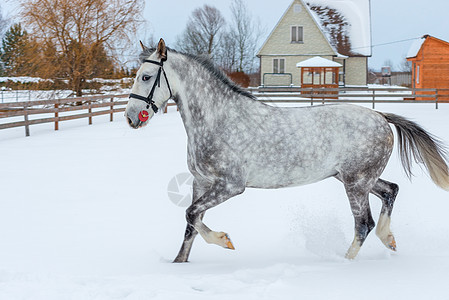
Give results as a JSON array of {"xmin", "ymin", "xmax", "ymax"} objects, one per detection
[
  {"xmin": 296, "ymin": 56, "xmax": 342, "ymax": 67},
  {"xmin": 306, "ymin": 0, "xmax": 372, "ymax": 56},
  {"xmin": 406, "ymin": 35, "xmax": 449, "ymax": 59},
  {"xmin": 257, "ymin": 0, "xmax": 372, "ymax": 57},
  {"xmin": 406, "ymin": 37, "xmax": 426, "ymax": 59},
  {"xmin": 257, "ymin": 0, "xmax": 337, "ymax": 57}
]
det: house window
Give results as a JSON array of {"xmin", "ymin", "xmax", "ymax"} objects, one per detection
[
  {"xmin": 416, "ymin": 65, "xmax": 420, "ymax": 84},
  {"xmin": 293, "ymin": 4, "xmax": 302, "ymax": 13},
  {"xmin": 291, "ymin": 26, "xmax": 303, "ymax": 43},
  {"xmin": 273, "ymin": 58, "xmax": 285, "ymax": 73}
]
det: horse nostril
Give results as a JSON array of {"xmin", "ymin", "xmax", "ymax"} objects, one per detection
[{"xmin": 127, "ymin": 116, "xmax": 133, "ymax": 126}]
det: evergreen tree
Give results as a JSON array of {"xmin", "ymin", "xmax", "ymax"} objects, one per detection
[{"xmin": 1, "ymin": 23, "xmax": 32, "ymax": 76}]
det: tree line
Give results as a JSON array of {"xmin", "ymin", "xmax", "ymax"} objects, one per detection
[
  {"xmin": 0, "ymin": 0, "xmax": 144, "ymax": 96},
  {"xmin": 176, "ymin": 0, "xmax": 263, "ymax": 76},
  {"xmin": 0, "ymin": 0, "xmax": 263, "ymax": 95}
]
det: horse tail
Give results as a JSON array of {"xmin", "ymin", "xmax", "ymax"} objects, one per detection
[{"xmin": 379, "ymin": 112, "xmax": 449, "ymax": 191}]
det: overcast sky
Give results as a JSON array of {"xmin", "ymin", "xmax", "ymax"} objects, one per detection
[{"xmin": 2, "ymin": 0, "xmax": 449, "ymax": 70}]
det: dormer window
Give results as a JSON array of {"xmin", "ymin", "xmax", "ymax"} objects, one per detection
[{"xmin": 291, "ymin": 26, "xmax": 303, "ymax": 43}]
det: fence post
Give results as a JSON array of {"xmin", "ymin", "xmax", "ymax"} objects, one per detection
[
  {"xmin": 311, "ymin": 88, "xmax": 314, "ymax": 106},
  {"xmin": 88, "ymin": 99, "xmax": 92, "ymax": 125},
  {"xmin": 1, "ymin": 90, "xmax": 3, "ymax": 103},
  {"xmin": 16, "ymin": 90, "xmax": 19, "ymax": 102},
  {"xmin": 24, "ymin": 102, "xmax": 30, "ymax": 137},
  {"xmin": 55, "ymin": 101, "xmax": 59, "ymax": 131},
  {"xmin": 372, "ymin": 90, "xmax": 375, "ymax": 109},
  {"xmin": 435, "ymin": 89, "xmax": 439, "ymax": 110},
  {"xmin": 110, "ymin": 97, "xmax": 114, "ymax": 122}
]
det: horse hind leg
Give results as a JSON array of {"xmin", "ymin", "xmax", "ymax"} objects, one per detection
[
  {"xmin": 344, "ymin": 188, "xmax": 376, "ymax": 259},
  {"xmin": 337, "ymin": 172, "xmax": 377, "ymax": 259},
  {"xmin": 371, "ymin": 178, "xmax": 399, "ymax": 252}
]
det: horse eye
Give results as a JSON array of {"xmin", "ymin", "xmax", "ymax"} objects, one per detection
[{"xmin": 142, "ymin": 75, "xmax": 151, "ymax": 81}]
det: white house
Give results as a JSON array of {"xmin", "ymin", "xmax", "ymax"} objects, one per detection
[{"xmin": 257, "ymin": 0, "xmax": 371, "ymax": 87}]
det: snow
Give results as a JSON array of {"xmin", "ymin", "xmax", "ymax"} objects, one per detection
[
  {"xmin": 406, "ymin": 37, "xmax": 426, "ymax": 58},
  {"xmin": 0, "ymin": 77, "xmax": 52, "ymax": 83},
  {"xmin": 88, "ymin": 78, "xmax": 133, "ymax": 84},
  {"xmin": 306, "ymin": 0, "xmax": 372, "ymax": 56},
  {"xmin": 1, "ymin": 103, "xmax": 449, "ymax": 299},
  {"xmin": 0, "ymin": 88, "xmax": 131, "ymax": 103},
  {"xmin": 296, "ymin": 56, "xmax": 342, "ymax": 67},
  {"xmin": 0, "ymin": 77, "xmax": 133, "ymax": 85}
]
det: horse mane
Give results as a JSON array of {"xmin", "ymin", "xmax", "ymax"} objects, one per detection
[{"xmin": 139, "ymin": 47, "xmax": 256, "ymax": 100}]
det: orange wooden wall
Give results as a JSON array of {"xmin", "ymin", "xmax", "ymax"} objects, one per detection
[{"xmin": 408, "ymin": 36, "xmax": 449, "ymax": 91}]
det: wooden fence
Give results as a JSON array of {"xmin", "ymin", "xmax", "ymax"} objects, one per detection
[
  {"xmin": 248, "ymin": 87, "xmax": 449, "ymax": 109},
  {"xmin": 0, "ymin": 94, "xmax": 129, "ymax": 137},
  {"xmin": 1, "ymin": 87, "xmax": 448, "ymax": 137}
]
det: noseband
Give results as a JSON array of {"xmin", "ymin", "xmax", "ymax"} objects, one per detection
[{"xmin": 129, "ymin": 59, "xmax": 173, "ymax": 114}]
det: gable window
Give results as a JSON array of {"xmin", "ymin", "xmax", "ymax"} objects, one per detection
[
  {"xmin": 291, "ymin": 26, "xmax": 303, "ymax": 43},
  {"xmin": 416, "ymin": 65, "xmax": 420, "ymax": 84},
  {"xmin": 273, "ymin": 58, "xmax": 285, "ymax": 73}
]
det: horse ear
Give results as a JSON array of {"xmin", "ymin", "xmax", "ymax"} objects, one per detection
[
  {"xmin": 157, "ymin": 38, "xmax": 167, "ymax": 61},
  {"xmin": 139, "ymin": 40, "xmax": 147, "ymax": 51}
]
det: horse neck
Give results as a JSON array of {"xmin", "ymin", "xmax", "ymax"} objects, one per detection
[{"xmin": 166, "ymin": 53, "xmax": 255, "ymax": 131}]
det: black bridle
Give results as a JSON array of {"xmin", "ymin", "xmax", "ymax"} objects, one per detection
[{"xmin": 129, "ymin": 59, "xmax": 173, "ymax": 113}]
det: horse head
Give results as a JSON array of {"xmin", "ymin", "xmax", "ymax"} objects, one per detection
[{"xmin": 125, "ymin": 38, "xmax": 172, "ymax": 129}]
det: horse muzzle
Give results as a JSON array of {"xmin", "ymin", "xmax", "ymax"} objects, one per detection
[{"xmin": 125, "ymin": 110, "xmax": 150, "ymax": 129}]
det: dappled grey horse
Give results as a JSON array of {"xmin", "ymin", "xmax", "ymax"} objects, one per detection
[{"xmin": 125, "ymin": 39, "xmax": 449, "ymax": 263}]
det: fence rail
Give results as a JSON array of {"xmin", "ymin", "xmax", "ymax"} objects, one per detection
[
  {"xmin": 0, "ymin": 94, "xmax": 129, "ymax": 137},
  {"xmin": 248, "ymin": 87, "xmax": 449, "ymax": 109},
  {"xmin": 1, "ymin": 87, "xmax": 448, "ymax": 137},
  {"xmin": 0, "ymin": 90, "xmax": 33, "ymax": 103}
]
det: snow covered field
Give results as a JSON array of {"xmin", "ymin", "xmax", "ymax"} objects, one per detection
[{"xmin": 1, "ymin": 102, "xmax": 448, "ymax": 299}]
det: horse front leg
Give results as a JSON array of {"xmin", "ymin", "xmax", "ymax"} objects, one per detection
[
  {"xmin": 186, "ymin": 179, "xmax": 245, "ymax": 250},
  {"xmin": 173, "ymin": 179, "xmax": 209, "ymax": 263}
]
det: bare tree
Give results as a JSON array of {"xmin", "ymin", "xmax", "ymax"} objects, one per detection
[
  {"xmin": 0, "ymin": 4, "xmax": 10, "ymax": 75},
  {"xmin": 19, "ymin": 0, "xmax": 144, "ymax": 96},
  {"xmin": 398, "ymin": 55, "xmax": 412, "ymax": 72},
  {"xmin": 0, "ymin": 4, "xmax": 9, "ymax": 37},
  {"xmin": 228, "ymin": 0, "xmax": 264, "ymax": 73},
  {"xmin": 383, "ymin": 59, "xmax": 394, "ymax": 70},
  {"xmin": 216, "ymin": 30, "xmax": 238, "ymax": 72},
  {"xmin": 176, "ymin": 4, "xmax": 225, "ymax": 59}
]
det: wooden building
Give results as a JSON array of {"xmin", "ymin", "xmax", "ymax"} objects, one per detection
[
  {"xmin": 296, "ymin": 56, "xmax": 341, "ymax": 89},
  {"xmin": 407, "ymin": 35, "xmax": 449, "ymax": 100}
]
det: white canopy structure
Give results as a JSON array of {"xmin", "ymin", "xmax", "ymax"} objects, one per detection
[{"xmin": 296, "ymin": 56, "xmax": 342, "ymax": 68}]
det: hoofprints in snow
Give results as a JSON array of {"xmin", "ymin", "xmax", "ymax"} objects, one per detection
[{"xmin": 257, "ymin": 0, "xmax": 371, "ymax": 87}]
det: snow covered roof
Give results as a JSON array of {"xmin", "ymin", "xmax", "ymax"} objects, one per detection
[
  {"xmin": 305, "ymin": 0, "xmax": 372, "ymax": 56},
  {"xmin": 296, "ymin": 56, "xmax": 342, "ymax": 68},
  {"xmin": 406, "ymin": 37, "xmax": 426, "ymax": 59}
]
